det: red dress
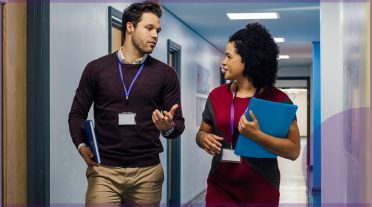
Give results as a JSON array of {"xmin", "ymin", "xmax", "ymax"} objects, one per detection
[{"xmin": 202, "ymin": 84, "xmax": 293, "ymax": 206}]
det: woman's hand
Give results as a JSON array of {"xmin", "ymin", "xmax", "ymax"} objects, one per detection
[
  {"xmin": 198, "ymin": 132, "xmax": 223, "ymax": 156},
  {"xmin": 238, "ymin": 110, "xmax": 261, "ymax": 140},
  {"xmin": 238, "ymin": 111, "xmax": 301, "ymax": 160},
  {"xmin": 196, "ymin": 121, "xmax": 224, "ymax": 156}
]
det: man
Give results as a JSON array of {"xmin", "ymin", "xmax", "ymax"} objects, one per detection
[{"xmin": 68, "ymin": 1, "xmax": 184, "ymax": 206}]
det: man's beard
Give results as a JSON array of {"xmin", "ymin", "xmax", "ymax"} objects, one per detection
[{"xmin": 132, "ymin": 37, "xmax": 154, "ymax": 55}]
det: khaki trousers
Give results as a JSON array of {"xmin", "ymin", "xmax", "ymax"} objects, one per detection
[{"xmin": 85, "ymin": 163, "xmax": 164, "ymax": 207}]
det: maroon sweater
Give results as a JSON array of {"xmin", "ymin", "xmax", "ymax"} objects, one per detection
[{"xmin": 68, "ymin": 53, "xmax": 184, "ymax": 167}]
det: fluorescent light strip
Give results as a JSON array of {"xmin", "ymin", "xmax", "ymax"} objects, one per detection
[
  {"xmin": 278, "ymin": 55, "xmax": 290, "ymax": 59},
  {"xmin": 226, "ymin": 12, "xmax": 279, "ymax": 20},
  {"xmin": 274, "ymin": 37, "xmax": 285, "ymax": 43}
]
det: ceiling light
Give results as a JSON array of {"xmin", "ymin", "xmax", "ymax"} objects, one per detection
[
  {"xmin": 226, "ymin": 12, "xmax": 279, "ymax": 20},
  {"xmin": 274, "ymin": 37, "xmax": 285, "ymax": 43},
  {"xmin": 278, "ymin": 55, "xmax": 290, "ymax": 59},
  {"xmin": 282, "ymin": 88, "xmax": 307, "ymax": 94}
]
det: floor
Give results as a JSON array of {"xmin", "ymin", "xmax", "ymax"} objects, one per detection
[
  {"xmin": 186, "ymin": 137, "xmax": 308, "ymax": 206},
  {"xmin": 278, "ymin": 137, "xmax": 307, "ymax": 206}
]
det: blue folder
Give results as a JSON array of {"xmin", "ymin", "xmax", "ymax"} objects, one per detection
[
  {"xmin": 235, "ymin": 97, "xmax": 298, "ymax": 158},
  {"xmin": 84, "ymin": 120, "xmax": 101, "ymax": 164}
]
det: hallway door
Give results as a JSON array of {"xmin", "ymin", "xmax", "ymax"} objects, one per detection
[{"xmin": 167, "ymin": 39, "xmax": 181, "ymax": 206}]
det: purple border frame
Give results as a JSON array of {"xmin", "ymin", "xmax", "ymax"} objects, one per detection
[
  {"xmin": 0, "ymin": 3, "xmax": 3, "ymax": 205},
  {"xmin": 0, "ymin": 0, "xmax": 370, "ymax": 3}
]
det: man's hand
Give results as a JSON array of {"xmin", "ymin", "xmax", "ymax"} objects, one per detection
[
  {"xmin": 78, "ymin": 145, "xmax": 97, "ymax": 166},
  {"xmin": 152, "ymin": 104, "xmax": 178, "ymax": 132}
]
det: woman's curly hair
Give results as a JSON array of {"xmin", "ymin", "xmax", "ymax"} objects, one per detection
[{"xmin": 229, "ymin": 22, "xmax": 279, "ymax": 88}]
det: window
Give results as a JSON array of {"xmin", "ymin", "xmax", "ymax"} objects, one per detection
[{"xmin": 108, "ymin": 6, "xmax": 123, "ymax": 53}]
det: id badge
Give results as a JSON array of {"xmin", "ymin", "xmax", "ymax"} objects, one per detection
[
  {"xmin": 118, "ymin": 112, "xmax": 136, "ymax": 125},
  {"xmin": 221, "ymin": 149, "xmax": 241, "ymax": 163}
]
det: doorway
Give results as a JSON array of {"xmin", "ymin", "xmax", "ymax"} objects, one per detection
[
  {"xmin": 166, "ymin": 39, "xmax": 182, "ymax": 207},
  {"xmin": 276, "ymin": 77, "xmax": 310, "ymax": 204},
  {"xmin": 276, "ymin": 77, "xmax": 310, "ymax": 165}
]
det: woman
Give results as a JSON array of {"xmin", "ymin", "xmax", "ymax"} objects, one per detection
[{"xmin": 195, "ymin": 22, "xmax": 300, "ymax": 206}]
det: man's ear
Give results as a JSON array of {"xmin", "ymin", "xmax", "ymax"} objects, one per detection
[{"xmin": 126, "ymin": 22, "xmax": 133, "ymax": 34}]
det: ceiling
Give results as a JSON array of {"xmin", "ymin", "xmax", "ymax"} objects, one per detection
[{"xmin": 162, "ymin": 1, "xmax": 320, "ymax": 67}]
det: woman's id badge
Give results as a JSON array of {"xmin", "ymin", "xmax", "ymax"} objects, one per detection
[
  {"xmin": 221, "ymin": 149, "xmax": 241, "ymax": 163},
  {"xmin": 118, "ymin": 112, "xmax": 136, "ymax": 125}
]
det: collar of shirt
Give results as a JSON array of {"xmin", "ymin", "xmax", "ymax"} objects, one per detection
[{"xmin": 117, "ymin": 46, "xmax": 147, "ymax": 65}]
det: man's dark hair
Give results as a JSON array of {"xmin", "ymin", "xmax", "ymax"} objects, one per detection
[
  {"xmin": 121, "ymin": 1, "xmax": 162, "ymax": 39},
  {"xmin": 229, "ymin": 22, "xmax": 279, "ymax": 88}
]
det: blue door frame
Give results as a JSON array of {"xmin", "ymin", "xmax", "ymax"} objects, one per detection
[{"xmin": 312, "ymin": 42, "xmax": 321, "ymax": 203}]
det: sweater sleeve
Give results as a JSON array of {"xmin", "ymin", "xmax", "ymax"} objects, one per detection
[
  {"xmin": 68, "ymin": 62, "xmax": 96, "ymax": 148},
  {"xmin": 160, "ymin": 68, "xmax": 185, "ymax": 139}
]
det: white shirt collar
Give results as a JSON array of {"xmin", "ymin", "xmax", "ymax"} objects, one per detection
[{"xmin": 117, "ymin": 46, "xmax": 147, "ymax": 64}]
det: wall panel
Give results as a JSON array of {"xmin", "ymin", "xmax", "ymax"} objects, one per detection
[{"xmin": 2, "ymin": 2, "xmax": 27, "ymax": 204}]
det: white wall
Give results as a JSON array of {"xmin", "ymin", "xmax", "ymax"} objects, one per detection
[
  {"xmin": 50, "ymin": 3, "xmax": 222, "ymax": 204},
  {"xmin": 153, "ymin": 8, "xmax": 222, "ymax": 204},
  {"xmin": 320, "ymin": 2, "xmax": 369, "ymax": 204},
  {"xmin": 278, "ymin": 64, "xmax": 314, "ymax": 169},
  {"xmin": 275, "ymin": 78, "xmax": 309, "ymax": 138},
  {"xmin": 50, "ymin": 3, "xmax": 118, "ymax": 204},
  {"xmin": 278, "ymin": 65, "xmax": 312, "ymax": 77},
  {"xmin": 286, "ymin": 90, "xmax": 308, "ymax": 136},
  {"xmin": 276, "ymin": 79, "xmax": 308, "ymax": 88},
  {"xmin": 276, "ymin": 63, "xmax": 311, "ymax": 138}
]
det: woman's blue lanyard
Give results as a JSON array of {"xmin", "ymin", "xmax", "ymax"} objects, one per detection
[
  {"xmin": 117, "ymin": 57, "xmax": 146, "ymax": 102},
  {"xmin": 230, "ymin": 87, "xmax": 260, "ymax": 149}
]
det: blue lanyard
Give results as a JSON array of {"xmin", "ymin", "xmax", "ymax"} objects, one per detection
[{"xmin": 117, "ymin": 57, "xmax": 146, "ymax": 101}]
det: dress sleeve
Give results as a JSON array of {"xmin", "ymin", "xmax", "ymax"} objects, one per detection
[{"xmin": 202, "ymin": 97, "xmax": 214, "ymax": 127}]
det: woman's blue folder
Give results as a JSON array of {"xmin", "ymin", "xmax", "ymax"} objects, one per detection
[{"xmin": 234, "ymin": 97, "xmax": 298, "ymax": 158}]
